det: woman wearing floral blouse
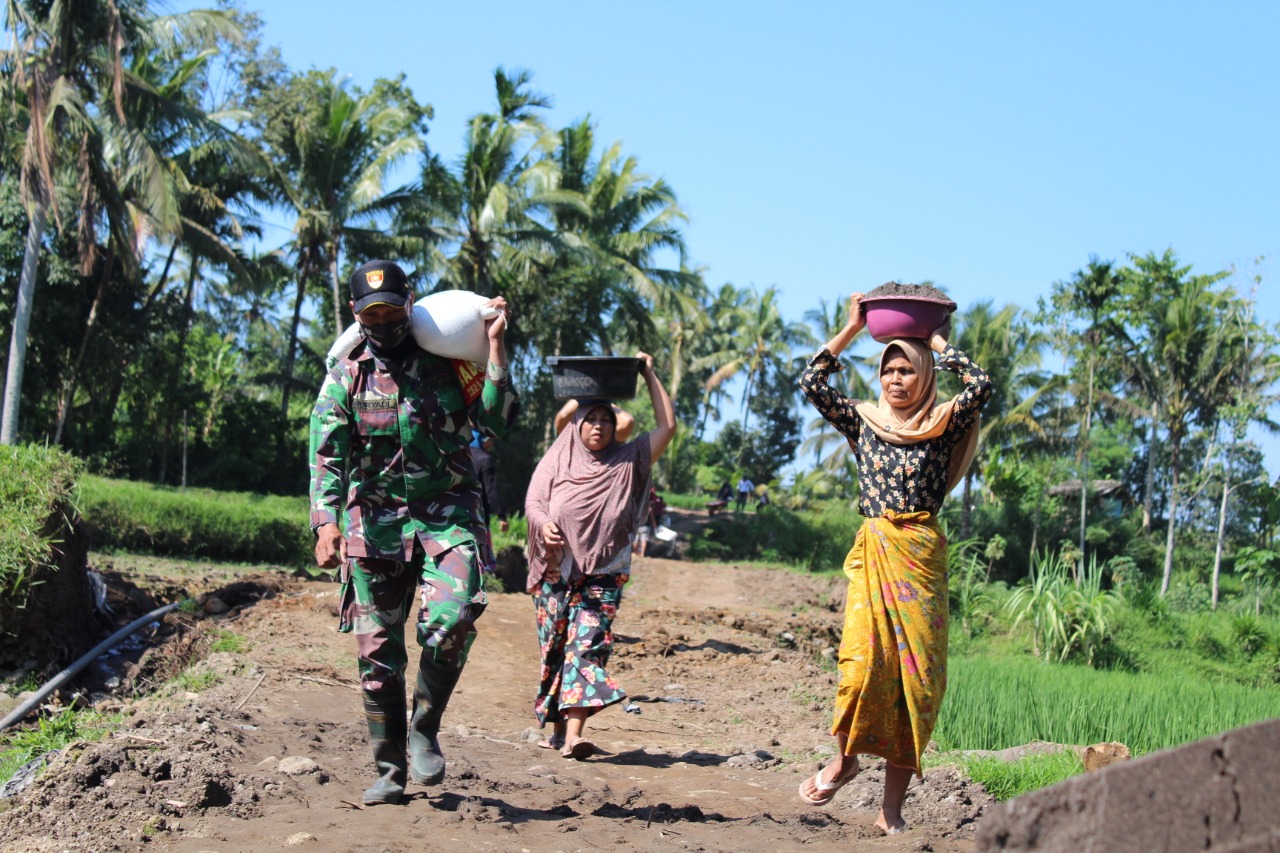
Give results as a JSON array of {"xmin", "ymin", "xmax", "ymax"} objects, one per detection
[{"xmin": 797, "ymin": 292, "xmax": 992, "ymax": 835}]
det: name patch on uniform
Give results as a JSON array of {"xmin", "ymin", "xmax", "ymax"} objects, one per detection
[{"xmin": 352, "ymin": 391, "xmax": 396, "ymax": 412}]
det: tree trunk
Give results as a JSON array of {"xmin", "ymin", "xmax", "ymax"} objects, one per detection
[
  {"xmin": 1142, "ymin": 405, "xmax": 1158, "ymax": 532},
  {"xmin": 160, "ymin": 260, "xmax": 199, "ymax": 484},
  {"xmin": 668, "ymin": 325, "xmax": 684, "ymax": 405},
  {"xmin": 740, "ymin": 370, "xmax": 754, "ymax": 435},
  {"xmin": 1029, "ymin": 489, "xmax": 1043, "ymax": 569},
  {"xmin": 735, "ymin": 370, "xmax": 755, "ymax": 471},
  {"xmin": 53, "ymin": 253, "xmax": 117, "ymax": 445},
  {"xmin": 1211, "ymin": 475, "xmax": 1230, "ymax": 610},
  {"xmin": 328, "ymin": 242, "xmax": 343, "ymax": 336},
  {"xmin": 542, "ymin": 332, "xmax": 561, "ymax": 450},
  {"xmin": 280, "ymin": 265, "xmax": 310, "ymax": 421},
  {"xmin": 1078, "ymin": 356, "xmax": 1095, "ymax": 580},
  {"xmin": 141, "ymin": 242, "xmax": 180, "ymax": 318},
  {"xmin": 1, "ymin": 203, "xmax": 48, "ymax": 445},
  {"xmin": 1160, "ymin": 438, "xmax": 1181, "ymax": 596},
  {"xmin": 100, "ymin": 244, "xmax": 180, "ymax": 438}
]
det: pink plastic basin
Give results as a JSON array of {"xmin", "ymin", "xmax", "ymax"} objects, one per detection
[{"xmin": 861, "ymin": 296, "xmax": 956, "ymax": 343}]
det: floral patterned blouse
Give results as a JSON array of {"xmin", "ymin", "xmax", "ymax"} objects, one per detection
[{"xmin": 800, "ymin": 345, "xmax": 992, "ymax": 517}]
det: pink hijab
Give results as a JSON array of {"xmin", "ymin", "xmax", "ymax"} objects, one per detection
[{"xmin": 524, "ymin": 406, "xmax": 652, "ymax": 593}]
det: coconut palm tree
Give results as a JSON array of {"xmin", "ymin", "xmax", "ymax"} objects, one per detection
[
  {"xmin": 546, "ymin": 119, "xmax": 702, "ymax": 364},
  {"xmin": 1114, "ymin": 250, "xmax": 1237, "ymax": 595},
  {"xmin": 51, "ymin": 41, "xmax": 257, "ymax": 446},
  {"xmin": 951, "ymin": 300, "xmax": 1055, "ymax": 538},
  {"xmin": 436, "ymin": 67, "xmax": 569, "ymax": 301},
  {"xmin": 799, "ymin": 296, "xmax": 875, "ymax": 470},
  {"xmin": 0, "ymin": 0, "xmax": 237, "ymax": 444},
  {"xmin": 267, "ymin": 69, "xmax": 426, "ymax": 419},
  {"xmin": 703, "ymin": 285, "xmax": 814, "ymax": 434},
  {"xmin": 690, "ymin": 283, "xmax": 749, "ymax": 437},
  {"xmin": 1046, "ymin": 257, "xmax": 1122, "ymax": 565},
  {"xmin": 392, "ymin": 68, "xmax": 577, "ymax": 378}
]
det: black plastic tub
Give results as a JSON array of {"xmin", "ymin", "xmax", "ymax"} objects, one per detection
[{"xmin": 546, "ymin": 356, "xmax": 642, "ymax": 400}]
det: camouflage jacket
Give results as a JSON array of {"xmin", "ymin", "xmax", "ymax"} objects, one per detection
[{"xmin": 309, "ymin": 342, "xmax": 520, "ymax": 561}]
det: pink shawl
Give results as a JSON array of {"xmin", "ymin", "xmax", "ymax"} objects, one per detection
[{"xmin": 524, "ymin": 408, "xmax": 652, "ymax": 593}]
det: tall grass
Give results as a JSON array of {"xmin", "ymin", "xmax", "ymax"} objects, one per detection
[
  {"xmin": 0, "ymin": 445, "xmax": 80, "ymax": 600},
  {"xmin": 1005, "ymin": 551, "xmax": 1123, "ymax": 665},
  {"xmin": 936, "ymin": 654, "xmax": 1280, "ymax": 755},
  {"xmin": 79, "ymin": 476, "xmax": 311, "ymax": 566}
]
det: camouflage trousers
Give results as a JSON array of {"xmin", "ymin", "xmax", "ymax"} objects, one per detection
[{"xmin": 339, "ymin": 542, "xmax": 488, "ymax": 691}]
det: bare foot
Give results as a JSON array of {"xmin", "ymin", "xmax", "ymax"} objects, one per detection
[
  {"xmin": 875, "ymin": 816, "xmax": 908, "ymax": 835},
  {"xmin": 536, "ymin": 724, "xmax": 566, "ymax": 750}
]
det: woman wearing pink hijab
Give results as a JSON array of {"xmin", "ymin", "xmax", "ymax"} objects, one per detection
[{"xmin": 525, "ymin": 352, "xmax": 676, "ymax": 759}]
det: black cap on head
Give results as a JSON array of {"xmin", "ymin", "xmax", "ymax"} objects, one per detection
[{"xmin": 349, "ymin": 260, "xmax": 410, "ymax": 314}]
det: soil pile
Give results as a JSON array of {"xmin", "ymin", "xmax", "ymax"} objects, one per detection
[{"xmin": 866, "ymin": 281, "xmax": 954, "ymax": 304}]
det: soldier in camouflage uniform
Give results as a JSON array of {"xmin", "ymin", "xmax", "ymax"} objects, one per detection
[{"xmin": 309, "ymin": 260, "xmax": 519, "ymax": 805}]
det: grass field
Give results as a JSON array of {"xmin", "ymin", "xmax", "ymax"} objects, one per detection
[
  {"xmin": 936, "ymin": 654, "xmax": 1280, "ymax": 755},
  {"xmin": 79, "ymin": 475, "xmax": 315, "ymax": 566}
]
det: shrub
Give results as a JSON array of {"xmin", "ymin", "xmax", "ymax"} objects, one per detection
[
  {"xmin": 949, "ymin": 536, "xmax": 995, "ymax": 638},
  {"xmin": 681, "ymin": 498, "xmax": 862, "ymax": 570},
  {"xmin": 1005, "ymin": 550, "xmax": 1122, "ymax": 665},
  {"xmin": 1231, "ymin": 614, "xmax": 1269, "ymax": 657},
  {"xmin": 489, "ymin": 515, "xmax": 528, "ymax": 554}
]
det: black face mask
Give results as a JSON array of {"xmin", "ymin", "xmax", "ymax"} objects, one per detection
[{"xmin": 360, "ymin": 315, "xmax": 412, "ymax": 352}]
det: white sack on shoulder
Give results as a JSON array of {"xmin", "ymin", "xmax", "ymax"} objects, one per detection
[
  {"xmin": 326, "ymin": 290, "xmax": 499, "ymax": 368},
  {"xmin": 411, "ymin": 290, "xmax": 500, "ymax": 364}
]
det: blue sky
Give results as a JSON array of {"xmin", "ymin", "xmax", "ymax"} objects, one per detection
[{"xmin": 194, "ymin": 0, "xmax": 1280, "ymax": 466}]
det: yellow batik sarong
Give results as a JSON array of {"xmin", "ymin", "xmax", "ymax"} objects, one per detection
[{"xmin": 831, "ymin": 510, "xmax": 949, "ymax": 776}]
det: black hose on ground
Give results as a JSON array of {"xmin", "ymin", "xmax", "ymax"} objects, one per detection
[{"xmin": 0, "ymin": 601, "xmax": 183, "ymax": 732}]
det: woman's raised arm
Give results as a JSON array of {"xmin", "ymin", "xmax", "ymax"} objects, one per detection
[{"xmin": 637, "ymin": 352, "xmax": 676, "ymax": 461}]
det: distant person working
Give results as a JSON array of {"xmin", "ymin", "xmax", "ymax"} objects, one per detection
[{"xmin": 735, "ymin": 476, "xmax": 754, "ymax": 512}]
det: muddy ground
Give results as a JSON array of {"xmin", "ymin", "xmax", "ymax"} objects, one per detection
[{"xmin": 0, "ymin": 516, "xmax": 993, "ymax": 852}]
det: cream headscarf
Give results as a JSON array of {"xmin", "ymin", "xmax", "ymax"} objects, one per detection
[{"xmin": 853, "ymin": 338, "xmax": 980, "ymax": 493}]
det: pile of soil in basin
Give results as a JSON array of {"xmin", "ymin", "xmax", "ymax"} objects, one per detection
[{"xmin": 866, "ymin": 281, "xmax": 953, "ymax": 303}]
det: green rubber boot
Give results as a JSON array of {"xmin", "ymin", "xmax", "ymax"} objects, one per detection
[
  {"xmin": 361, "ymin": 687, "xmax": 407, "ymax": 805},
  {"xmin": 408, "ymin": 658, "xmax": 463, "ymax": 786}
]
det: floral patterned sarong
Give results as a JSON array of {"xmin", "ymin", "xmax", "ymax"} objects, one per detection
[
  {"xmin": 533, "ymin": 573, "xmax": 628, "ymax": 725},
  {"xmin": 832, "ymin": 511, "xmax": 948, "ymax": 775}
]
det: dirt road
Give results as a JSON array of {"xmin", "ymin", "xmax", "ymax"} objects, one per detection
[{"xmin": 0, "ymin": 552, "xmax": 991, "ymax": 852}]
